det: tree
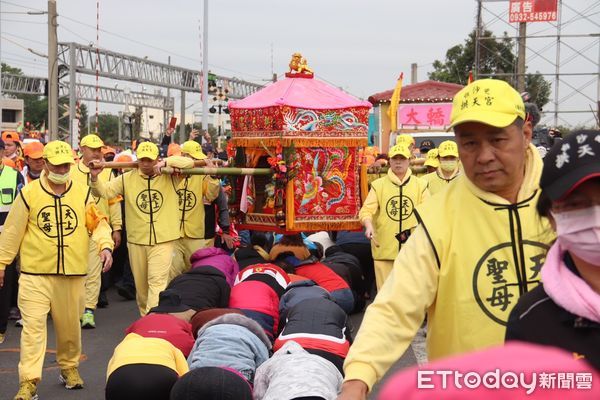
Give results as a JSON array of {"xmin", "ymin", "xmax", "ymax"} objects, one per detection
[
  {"xmin": 428, "ymin": 29, "xmax": 552, "ymax": 109},
  {"xmin": 96, "ymin": 113, "xmax": 119, "ymax": 145}
]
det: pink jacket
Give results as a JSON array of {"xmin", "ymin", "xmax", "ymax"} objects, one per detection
[{"xmin": 191, "ymin": 247, "xmax": 239, "ymax": 287}]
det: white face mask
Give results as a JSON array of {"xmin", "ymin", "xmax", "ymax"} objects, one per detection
[
  {"xmin": 552, "ymin": 205, "xmax": 600, "ymax": 266},
  {"xmin": 47, "ymin": 171, "xmax": 70, "ymax": 185},
  {"xmin": 440, "ymin": 160, "xmax": 458, "ymax": 172}
]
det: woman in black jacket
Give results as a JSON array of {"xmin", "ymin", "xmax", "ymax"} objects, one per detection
[{"xmin": 505, "ymin": 130, "xmax": 600, "ymax": 370}]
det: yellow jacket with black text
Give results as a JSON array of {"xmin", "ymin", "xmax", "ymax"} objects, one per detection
[
  {"xmin": 423, "ymin": 167, "xmax": 461, "ymax": 196},
  {"xmin": 90, "ymin": 156, "xmax": 194, "ymax": 246},
  {"xmin": 178, "ymin": 175, "xmax": 220, "ymax": 239},
  {"xmin": 0, "ymin": 172, "xmax": 113, "ymax": 275},
  {"xmin": 71, "ymin": 161, "xmax": 122, "ymax": 231},
  {"xmin": 344, "ymin": 144, "xmax": 554, "ymax": 390},
  {"xmin": 359, "ymin": 168, "xmax": 429, "ymax": 260}
]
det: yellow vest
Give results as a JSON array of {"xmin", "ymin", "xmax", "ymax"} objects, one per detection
[
  {"xmin": 122, "ymin": 171, "xmax": 181, "ymax": 245},
  {"xmin": 178, "ymin": 175, "xmax": 209, "ymax": 239},
  {"xmin": 416, "ymin": 146, "xmax": 554, "ymax": 358},
  {"xmin": 71, "ymin": 162, "xmax": 113, "ymax": 218},
  {"xmin": 423, "ymin": 168, "xmax": 460, "ymax": 196},
  {"xmin": 368, "ymin": 169, "xmax": 429, "ymax": 260},
  {"xmin": 19, "ymin": 177, "xmax": 91, "ymax": 275}
]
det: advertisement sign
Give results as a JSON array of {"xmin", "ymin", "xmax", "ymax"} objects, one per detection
[
  {"xmin": 397, "ymin": 103, "xmax": 452, "ymax": 128},
  {"xmin": 509, "ymin": 0, "xmax": 558, "ymax": 23}
]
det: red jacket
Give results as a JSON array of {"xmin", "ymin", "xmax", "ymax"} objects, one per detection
[
  {"xmin": 295, "ymin": 261, "xmax": 349, "ymax": 293},
  {"xmin": 126, "ymin": 313, "xmax": 194, "ymax": 357}
]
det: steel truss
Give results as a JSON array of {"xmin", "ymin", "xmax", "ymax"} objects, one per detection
[
  {"xmin": 475, "ymin": 0, "xmax": 600, "ymax": 127},
  {"xmin": 57, "ymin": 42, "xmax": 262, "ymax": 99}
]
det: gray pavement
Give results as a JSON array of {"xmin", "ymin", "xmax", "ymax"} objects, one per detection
[{"xmin": 0, "ymin": 288, "xmax": 418, "ymax": 400}]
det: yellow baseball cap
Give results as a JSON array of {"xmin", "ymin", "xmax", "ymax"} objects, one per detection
[
  {"xmin": 450, "ymin": 79, "xmax": 526, "ymax": 128},
  {"xmin": 136, "ymin": 142, "xmax": 159, "ymax": 160},
  {"xmin": 80, "ymin": 134, "xmax": 104, "ymax": 149},
  {"xmin": 395, "ymin": 133, "xmax": 415, "ymax": 147},
  {"xmin": 43, "ymin": 141, "xmax": 75, "ymax": 165},
  {"xmin": 424, "ymin": 148, "xmax": 440, "ymax": 168},
  {"xmin": 388, "ymin": 144, "xmax": 411, "ymax": 159},
  {"xmin": 438, "ymin": 140, "xmax": 459, "ymax": 157},
  {"xmin": 181, "ymin": 140, "xmax": 206, "ymax": 160}
]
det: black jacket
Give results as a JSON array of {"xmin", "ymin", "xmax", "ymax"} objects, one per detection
[
  {"xmin": 166, "ymin": 266, "xmax": 230, "ymax": 311},
  {"xmin": 322, "ymin": 248, "xmax": 366, "ymax": 312},
  {"xmin": 506, "ymin": 284, "xmax": 600, "ymax": 370},
  {"xmin": 234, "ymin": 247, "xmax": 268, "ymax": 269},
  {"xmin": 278, "ymin": 297, "xmax": 352, "ymax": 344}
]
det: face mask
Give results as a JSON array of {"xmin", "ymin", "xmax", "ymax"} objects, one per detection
[
  {"xmin": 47, "ymin": 171, "xmax": 70, "ymax": 185},
  {"xmin": 440, "ymin": 160, "xmax": 458, "ymax": 172},
  {"xmin": 28, "ymin": 170, "xmax": 41, "ymax": 178},
  {"xmin": 552, "ymin": 205, "xmax": 600, "ymax": 265}
]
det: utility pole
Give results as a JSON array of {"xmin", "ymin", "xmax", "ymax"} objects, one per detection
[
  {"xmin": 68, "ymin": 42, "xmax": 77, "ymax": 148},
  {"xmin": 201, "ymin": 0, "xmax": 209, "ymax": 133},
  {"xmin": 165, "ymin": 56, "xmax": 170, "ymax": 134},
  {"xmin": 554, "ymin": 0, "xmax": 562, "ymax": 127},
  {"xmin": 48, "ymin": 0, "xmax": 59, "ymax": 140},
  {"xmin": 410, "ymin": 63, "xmax": 418, "ymax": 84},
  {"xmin": 180, "ymin": 90, "xmax": 186, "ymax": 143},
  {"xmin": 516, "ymin": 22, "xmax": 527, "ymax": 92},
  {"xmin": 474, "ymin": 0, "xmax": 482, "ymax": 79}
]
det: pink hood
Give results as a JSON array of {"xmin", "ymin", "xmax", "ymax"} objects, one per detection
[{"xmin": 190, "ymin": 247, "xmax": 239, "ymax": 287}]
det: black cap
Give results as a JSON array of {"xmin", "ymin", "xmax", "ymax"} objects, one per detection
[
  {"xmin": 419, "ymin": 139, "xmax": 435, "ymax": 152},
  {"xmin": 540, "ymin": 129, "xmax": 600, "ymax": 201},
  {"xmin": 149, "ymin": 289, "xmax": 191, "ymax": 314}
]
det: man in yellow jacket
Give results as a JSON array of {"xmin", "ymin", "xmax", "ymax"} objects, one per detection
[
  {"xmin": 338, "ymin": 79, "xmax": 555, "ymax": 400},
  {"xmin": 71, "ymin": 134, "xmax": 122, "ymax": 328},
  {"xmin": 171, "ymin": 140, "xmax": 220, "ymax": 280},
  {"xmin": 359, "ymin": 143, "xmax": 429, "ymax": 290},
  {"xmin": 0, "ymin": 141, "xmax": 113, "ymax": 400},
  {"xmin": 422, "ymin": 140, "xmax": 461, "ymax": 195},
  {"xmin": 88, "ymin": 141, "xmax": 194, "ymax": 316}
]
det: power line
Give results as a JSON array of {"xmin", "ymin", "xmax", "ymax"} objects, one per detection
[
  {"xmin": 59, "ymin": 24, "xmax": 93, "ymax": 44},
  {"xmin": 1, "ymin": 31, "xmax": 47, "ymax": 46},
  {"xmin": 56, "ymin": 15, "xmax": 267, "ymax": 80},
  {"xmin": 0, "ymin": 0, "xmax": 43, "ymax": 12},
  {"xmin": 1, "ymin": 18, "xmax": 45, "ymax": 24}
]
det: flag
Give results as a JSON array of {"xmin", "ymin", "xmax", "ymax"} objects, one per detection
[
  {"xmin": 387, "ymin": 73, "xmax": 404, "ymax": 132},
  {"xmin": 468, "ymin": 70, "xmax": 474, "ymax": 84}
]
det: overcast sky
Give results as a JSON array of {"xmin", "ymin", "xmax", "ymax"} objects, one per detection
[{"xmin": 1, "ymin": 0, "xmax": 598, "ymax": 127}]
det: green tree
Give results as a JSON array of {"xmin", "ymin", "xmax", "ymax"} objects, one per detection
[
  {"xmin": 96, "ymin": 113, "xmax": 119, "ymax": 144},
  {"xmin": 428, "ymin": 29, "xmax": 552, "ymax": 109}
]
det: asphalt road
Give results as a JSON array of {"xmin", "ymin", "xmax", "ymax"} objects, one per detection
[{"xmin": 0, "ymin": 287, "xmax": 418, "ymax": 400}]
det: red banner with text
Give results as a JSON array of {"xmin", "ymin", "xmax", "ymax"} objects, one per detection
[{"xmin": 509, "ymin": 0, "xmax": 558, "ymax": 23}]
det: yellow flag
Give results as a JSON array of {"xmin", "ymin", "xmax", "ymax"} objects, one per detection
[{"xmin": 387, "ymin": 73, "xmax": 403, "ymax": 132}]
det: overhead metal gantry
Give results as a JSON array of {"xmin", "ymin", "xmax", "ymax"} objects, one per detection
[
  {"xmin": 61, "ymin": 83, "xmax": 174, "ymax": 110},
  {"xmin": 2, "ymin": 73, "xmax": 174, "ymax": 110},
  {"xmin": 57, "ymin": 42, "xmax": 261, "ymax": 99},
  {"xmin": 1, "ymin": 74, "xmax": 46, "ymax": 96},
  {"xmin": 56, "ymin": 42, "xmax": 263, "ymax": 146}
]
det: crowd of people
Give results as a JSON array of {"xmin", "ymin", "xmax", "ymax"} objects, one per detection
[{"xmin": 0, "ymin": 77, "xmax": 598, "ymax": 400}]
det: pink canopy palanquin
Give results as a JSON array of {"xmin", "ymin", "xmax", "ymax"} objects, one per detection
[{"xmin": 229, "ymin": 74, "xmax": 372, "ymax": 147}]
